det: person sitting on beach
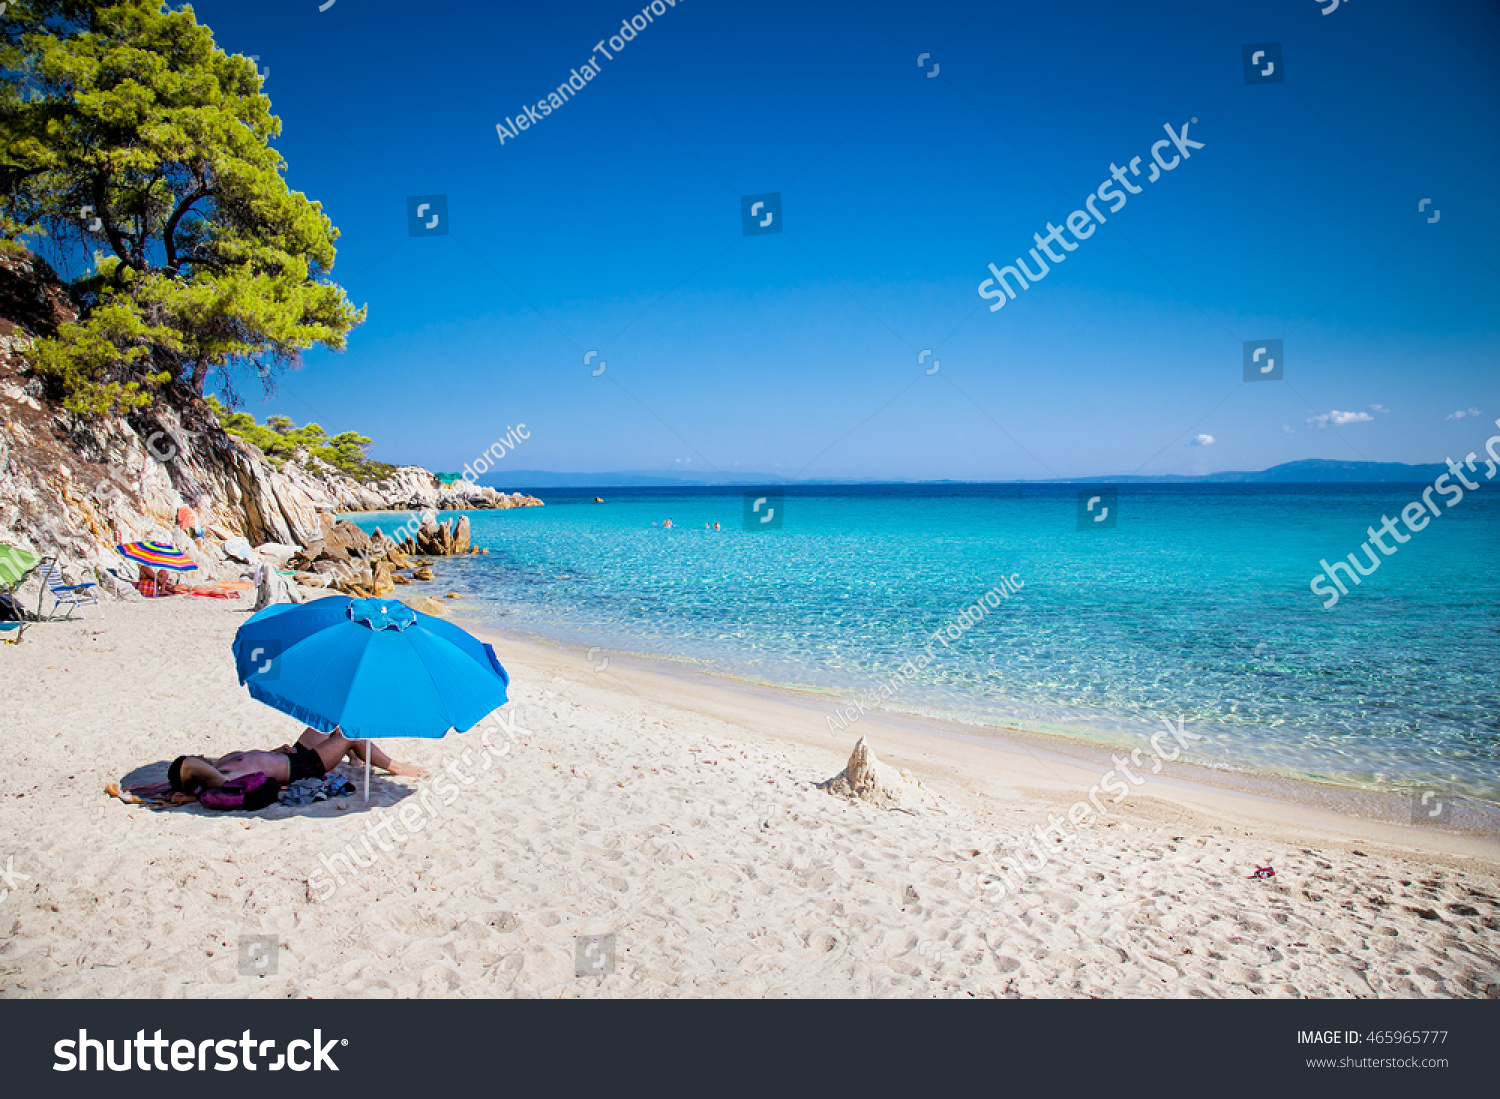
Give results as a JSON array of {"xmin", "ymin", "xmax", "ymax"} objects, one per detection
[
  {"xmin": 136, "ymin": 564, "xmax": 191, "ymax": 596},
  {"xmin": 168, "ymin": 726, "xmax": 426, "ymax": 794}
]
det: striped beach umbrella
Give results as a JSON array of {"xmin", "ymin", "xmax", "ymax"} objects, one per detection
[{"xmin": 118, "ymin": 541, "xmax": 198, "ymax": 572}]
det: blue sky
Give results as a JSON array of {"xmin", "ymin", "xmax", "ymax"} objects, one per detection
[{"xmin": 188, "ymin": 0, "xmax": 1500, "ymax": 481}]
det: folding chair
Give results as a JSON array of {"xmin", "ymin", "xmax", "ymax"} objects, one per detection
[{"xmin": 41, "ymin": 561, "xmax": 104, "ymax": 620}]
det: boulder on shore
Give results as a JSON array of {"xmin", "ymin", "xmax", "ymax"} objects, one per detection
[
  {"xmin": 370, "ymin": 559, "xmax": 395, "ymax": 597},
  {"xmin": 253, "ymin": 542, "xmax": 301, "ymax": 568},
  {"xmin": 286, "ymin": 516, "xmax": 415, "ymax": 598},
  {"xmin": 393, "ymin": 515, "xmax": 476, "ymax": 557},
  {"xmin": 253, "ymin": 565, "xmax": 307, "ymax": 611}
]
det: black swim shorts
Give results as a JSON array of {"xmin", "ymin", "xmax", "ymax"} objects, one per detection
[{"xmin": 287, "ymin": 745, "xmax": 327, "ymax": 782}]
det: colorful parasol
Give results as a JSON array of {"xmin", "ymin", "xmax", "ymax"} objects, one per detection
[{"xmin": 118, "ymin": 541, "xmax": 198, "ymax": 572}]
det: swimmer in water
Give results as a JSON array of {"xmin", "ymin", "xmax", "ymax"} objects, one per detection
[{"xmin": 663, "ymin": 518, "xmax": 674, "ymax": 529}]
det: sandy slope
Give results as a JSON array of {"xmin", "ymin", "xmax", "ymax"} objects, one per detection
[{"xmin": 0, "ymin": 597, "xmax": 1496, "ymax": 998}]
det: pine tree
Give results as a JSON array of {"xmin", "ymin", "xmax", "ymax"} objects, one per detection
[{"xmin": 0, "ymin": 0, "xmax": 365, "ymax": 414}]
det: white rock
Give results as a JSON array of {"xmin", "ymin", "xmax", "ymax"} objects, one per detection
[
  {"xmin": 252, "ymin": 565, "xmax": 307, "ymax": 611},
  {"xmin": 253, "ymin": 542, "xmax": 301, "ymax": 567}
]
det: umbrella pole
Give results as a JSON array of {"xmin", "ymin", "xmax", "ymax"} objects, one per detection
[
  {"xmin": 36, "ymin": 556, "xmax": 52, "ymax": 620},
  {"xmin": 364, "ymin": 740, "xmax": 371, "ymax": 804}
]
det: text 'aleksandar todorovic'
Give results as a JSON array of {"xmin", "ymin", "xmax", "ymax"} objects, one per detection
[{"xmin": 496, "ymin": 1, "xmax": 690, "ymax": 146}]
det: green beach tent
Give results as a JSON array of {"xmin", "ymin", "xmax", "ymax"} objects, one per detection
[
  {"xmin": 0, "ymin": 545, "xmax": 43, "ymax": 643},
  {"xmin": 0, "ymin": 545, "xmax": 41, "ymax": 587}
]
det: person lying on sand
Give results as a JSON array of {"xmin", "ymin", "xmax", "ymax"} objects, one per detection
[{"xmin": 168, "ymin": 727, "xmax": 426, "ymax": 794}]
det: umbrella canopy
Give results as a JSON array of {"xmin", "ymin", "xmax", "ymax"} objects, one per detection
[
  {"xmin": 119, "ymin": 541, "xmax": 198, "ymax": 571},
  {"xmin": 231, "ymin": 596, "xmax": 510, "ymax": 741},
  {"xmin": 0, "ymin": 545, "xmax": 42, "ymax": 587}
]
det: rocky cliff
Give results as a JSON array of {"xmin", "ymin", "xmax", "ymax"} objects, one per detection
[{"xmin": 0, "ymin": 247, "xmax": 539, "ymax": 603}]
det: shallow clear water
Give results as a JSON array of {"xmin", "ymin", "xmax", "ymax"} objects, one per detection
[{"xmin": 349, "ymin": 483, "xmax": 1500, "ymax": 802}]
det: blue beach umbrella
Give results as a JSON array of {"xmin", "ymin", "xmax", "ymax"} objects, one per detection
[{"xmin": 231, "ymin": 596, "xmax": 510, "ymax": 801}]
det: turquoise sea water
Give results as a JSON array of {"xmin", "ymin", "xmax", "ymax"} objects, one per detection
[{"xmin": 349, "ymin": 484, "xmax": 1500, "ymax": 804}]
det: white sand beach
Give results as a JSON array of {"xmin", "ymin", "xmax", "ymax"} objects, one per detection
[{"xmin": 1, "ymin": 596, "xmax": 1497, "ymax": 999}]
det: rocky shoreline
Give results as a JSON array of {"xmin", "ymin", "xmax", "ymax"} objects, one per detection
[
  {"xmin": 284, "ymin": 512, "xmax": 497, "ymax": 605},
  {"xmin": 0, "ymin": 247, "xmax": 540, "ymax": 614}
]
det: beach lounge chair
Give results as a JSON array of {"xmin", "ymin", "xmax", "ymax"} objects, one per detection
[{"xmin": 41, "ymin": 561, "xmax": 103, "ymax": 620}]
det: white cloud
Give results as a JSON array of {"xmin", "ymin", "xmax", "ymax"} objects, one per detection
[
  {"xmin": 1370, "ymin": 403, "xmax": 1388, "ymax": 413},
  {"xmin": 1189, "ymin": 433, "xmax": 1215, "ymax": 447},
  {"xmin": 1281, "ymin": 425, "xmax": 1295, "ymax": 435},
  {"xmin": 1445, "ymin": 408, "xmax": 1482, "ymax": 420},
  {"xmin": 1307, "ymin": 410, "xmax": 1374, "ymax": 428}
]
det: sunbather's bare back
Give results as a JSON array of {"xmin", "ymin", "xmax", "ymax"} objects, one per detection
[
  {"xmin": 212, "ymin": 750, "xmax": 293, "ymax": 783},
  {"xmin": 172, "ymin": 727, "xmax": 426, "ymax": 793}
]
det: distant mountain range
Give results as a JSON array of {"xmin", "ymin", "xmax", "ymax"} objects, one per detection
[
  {"xmin": 495, "ymin": 459, "xmax": 1451, "ymax": 489},
  {"xmin": 1046, "ymin": 459, "xmax": 1452, "ymax": 484},
  {"xmin": 498, "ymin": 470, "xmax": 796, "ymax": 488}
]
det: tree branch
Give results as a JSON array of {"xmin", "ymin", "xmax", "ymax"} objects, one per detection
[
  {"xmin": 91, "ymin": 177, "xmax": 141, "ymax": 281},
  {"xmin": 188, "ymin": 356, "xmax": 210, "ymax": 396},
  {"xmin": 171, "ymin": 249, "xmax": 227, "ymax": 272},
  {"xmin": 163, "ymin": 182, "xmax": 210, "ymax": 272}
]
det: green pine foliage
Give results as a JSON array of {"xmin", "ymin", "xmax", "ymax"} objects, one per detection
[
  {"xmin": 205, "ymin": 397, "xmax": 396, "ymax": 484},
  {"xmin": 0, "ymin": 1, "xmax": 365, "ymax": 415}
]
